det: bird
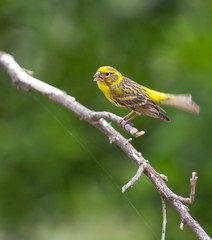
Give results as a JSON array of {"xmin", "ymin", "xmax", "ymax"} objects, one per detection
[{"xmin": 93, "ymin": 66, "xmax": 200, "ymax": 123}]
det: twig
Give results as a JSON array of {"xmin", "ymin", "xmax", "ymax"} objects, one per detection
[
  {"xmin": 160, "ymin": 194, "xmax": 167, "ymax": 240},
  {"xmin": 122, "ymin": 161, "xmax": 147, "ymax": 192},
  {"xmin": 189, "ymin": 172, "xmax": 198, "ymax": 204},
  {"xmin": 0, "ymin": 51, "xmax": 211, "ymax": 240},
  {"xmin": 160, "ymin": 174, "xmax": 168, "ymax": 182},
  {"xmin": 180, "ymin": 220, "xmax": 185, "ymax": 230},
  {"xmin": 90, "ymin": 111, "xmax": 145, "ymax": 137},
  {"xmin": 169, "ymin": 172, "xmax": 198, "ymax": 204},
  {"xmin": 169, "ymin": 172, "xmax": 198, "ymax": 232}
]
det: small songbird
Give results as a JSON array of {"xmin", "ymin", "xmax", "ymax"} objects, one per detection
[{"xmin": 94, "ymin": 66, "xmax": 199, "ymax": 123}]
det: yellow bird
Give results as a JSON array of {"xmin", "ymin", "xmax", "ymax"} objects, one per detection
[{"xmin": 94, "ymin": 66, "xmax": 199, "ymax": 122}]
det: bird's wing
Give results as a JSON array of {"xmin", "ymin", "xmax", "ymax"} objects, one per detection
[
  {"xmin": 113, "ymin": 93, "xmax": 148, "ymax": 108},
  {"xmin": 111, "ymin": 76, "xmax": 169, "ymax": 120},
  {"xmin": 113, "ymin": 92, "xmax": 165, "ymax": 112},
  {"xmin": 113, "ymin": 92, "xmax": 169, "ymax": 120},
  {"xmin": 111, "ymin": 76, "xmax": 163, "ymax": 110},
  {"xmin": 111, "ymin": 76, "xmax": 148, "ymax": 107}
]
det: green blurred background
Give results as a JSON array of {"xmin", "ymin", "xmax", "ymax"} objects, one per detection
[{"xmin": 0, "ymin": 0, "xmax": 212, "ymax": 239}]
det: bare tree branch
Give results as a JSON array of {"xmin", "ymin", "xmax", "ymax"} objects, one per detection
[
  {"xmin": 180, "ymin": 220, "xmax": 186, "ymax": 231},
  {"xmin": 122, "ymin": 161, "xmax": 147, "ymax": 192},
  {"xmin": 0, "ymin": 51, "xmax": 211, "ymax": 240},
  {"xmin": 89, "ymin": 111, "xmax": 145, "ymax": 137},
  {"xmin": 160, "ymin": 194, "xmax": 167, "ymax": 240},
  {"xmin": 169, "ymin": 172, "xmax": 198, "ymax": 204}
]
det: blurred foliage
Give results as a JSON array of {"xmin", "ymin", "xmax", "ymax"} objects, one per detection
[{"xmin": 0, "ymin": 0, "xmax": 212, "ymax": 239}]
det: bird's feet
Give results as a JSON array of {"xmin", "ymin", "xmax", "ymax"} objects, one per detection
[
  {"xmin": 118, "ymin": 117, "xmax": 145, "ymax": 137},
  {"xmin": 118, "ymin": 118, "xmax": 134, "ymax": 129}
]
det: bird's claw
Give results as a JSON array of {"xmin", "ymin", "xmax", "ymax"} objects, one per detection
[{"xmin": 118, "ymin": 119, "xmax": 134, "ymax": 128}]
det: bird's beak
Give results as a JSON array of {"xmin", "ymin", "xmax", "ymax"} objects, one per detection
[
  {"xmin": 94, "ymin": 71, "xmax": 100, "ymax": 78},
  {"xmin": 93, "ymin": 71, "xmax": 101, "ymax": 81}
]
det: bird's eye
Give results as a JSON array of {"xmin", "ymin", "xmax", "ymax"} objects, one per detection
[{"xmin": 105, "ymin": 72, "xmax": 110, "ymax": 76}]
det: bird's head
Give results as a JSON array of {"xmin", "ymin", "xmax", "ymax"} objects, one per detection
[{"xmin": 93, "ymin": 66, "xmax": 122, "ymax": 87}]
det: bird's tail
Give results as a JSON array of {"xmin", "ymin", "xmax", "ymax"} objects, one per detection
[{"xmin": 161, "ymin": 94, "xmax": 200, "ymax": 114}]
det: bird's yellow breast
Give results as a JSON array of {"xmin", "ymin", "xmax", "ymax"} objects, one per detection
[{"xmin": 97, "ymin": 81, "xmax": 121, "ymax": 106}]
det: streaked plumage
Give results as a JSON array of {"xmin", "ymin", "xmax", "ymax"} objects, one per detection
[{"xmin": 94, "ymin": 66, "xmax": 200, "ymax": 122}]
